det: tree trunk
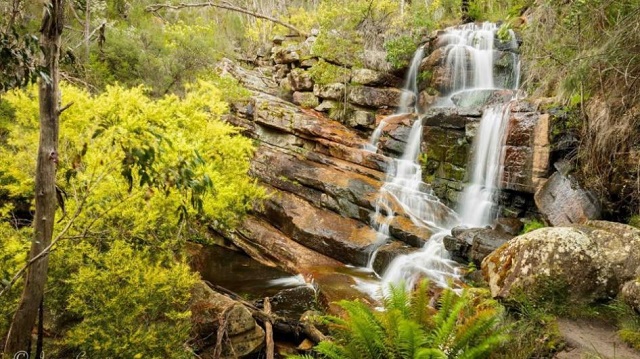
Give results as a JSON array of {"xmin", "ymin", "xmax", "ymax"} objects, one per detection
[{"xmin": 3, "ymin": 0, "xmax": 64, "ymax": 356}]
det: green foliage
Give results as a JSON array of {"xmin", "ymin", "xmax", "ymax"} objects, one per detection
[
  {"xmin": 64, "ymin": 241, "xmax": 197, "ymax": 358},
  {"xmin": 0, "ymin": 27, "xmax": 41, "ymax": 93},
  {"xmin": 466, "ymin": 0, "xmax": 532, "ymax": 22},
  {"xmin": 0, "ymin": 81, "xmax": 265, "ymax": 238},
  {"xmin": 628, "ymin": 215, "xmax": 640, "ymax": 229},
  {"xmin": 523, "ymin": 0, "xmax": 640, "ymax": 217},
  {"xmin": 0, "ymin": 80, "xmax": 264, "ymax": 351},
  {"xmin": 384, "ymin": 36, "xmax": 418, "ymax": 70},
  {"xmin": 605, "ymin": 299, "xmax": 640, "ymax": 350},
  {"xmin": 308, "ymin": 59, "xmax": 351, "ymax": 85},
  {"xmin": 290, "ymin": 281, "xmax": 506, "ymax": 359},
  {"xmin": 0, "ymin": 222, "xmax": 30, "ymax": 335},
  {"xmin": 520, "ymin": 219, "xmax": 545, "ymax": 234}
]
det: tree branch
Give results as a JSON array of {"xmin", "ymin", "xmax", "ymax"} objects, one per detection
[{"xmin": 145, "ymin": 2, "xmax": 308, "ymax": 37}]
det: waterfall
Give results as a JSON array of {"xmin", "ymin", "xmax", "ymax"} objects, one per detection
[
  {"xmin": 365, "ymin": 47, "xmax": 425, "ymax": 151},
  {"xmin": 359, "ymin": 22, "xmax": 520, "ymax": 294},
  {"xmin": 457, "ymin": 103, "xmax": 512, "ymax": 227}
]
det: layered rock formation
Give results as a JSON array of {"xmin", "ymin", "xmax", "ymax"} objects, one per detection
[{"xmin": 214, "ymin": 29, "xmax": 552, "ymax": 300}]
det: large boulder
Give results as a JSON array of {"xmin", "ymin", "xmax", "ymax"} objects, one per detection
[
  {"xmin": 191, "ymin": 281, "xmax": 265, "ymax": 358},
  {"xmin": 482, "ymin": 221, "xmax": 640, "ymax": 303},
  {"xmin": 534, "ymin": 171, "xmax": 601, "ymax": 226}
]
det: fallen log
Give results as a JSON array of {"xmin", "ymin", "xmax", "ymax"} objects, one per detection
[{"xmin": 204, "ymin": 281, "xmax": 327, "ymax": 344}]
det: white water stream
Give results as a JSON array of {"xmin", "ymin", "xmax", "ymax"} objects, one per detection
[{"xmin": 359, "ymin": 22, "xmax": 520, "ymax": 295}]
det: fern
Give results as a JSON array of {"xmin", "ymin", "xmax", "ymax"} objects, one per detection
[{"xmin": 291, "ymin": 281, "xmax": 506, "ymax": 359}]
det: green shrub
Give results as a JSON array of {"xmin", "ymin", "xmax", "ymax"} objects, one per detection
[
  {"xmin": 64, "ymin": 241, "xmax": 198, "ymax": 358},
  {"xmin": 308, "ymin": 59, "xmax": 351, "ymax": 85},
  {"xmin": 384, "ymin": 36, "xmax": 418, "ymax": 70},
  {"xmin": 628, "ymin": 215, "xmax": 640, "ymax": 229}
]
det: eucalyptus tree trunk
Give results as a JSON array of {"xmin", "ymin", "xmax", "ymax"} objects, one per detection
[{"xmin": 3, "ymin": 0, "xmax": 64, "ymax": 356}]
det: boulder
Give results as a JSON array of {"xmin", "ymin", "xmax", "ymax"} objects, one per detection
[
  {"xmin": 534, "ymin": 171, "xmax": 601, "ymax": 226},
  {"xmin": 482, "ymin": 221, "xmax": 640, "ymax": 303},
  {"xmin": 621, "ymin": 280, "xmax": 640, "ymax": 312},
  {"xmin": 348, "ymin": 86, "xmax": 404, "ymax": 108},
  {"xmin": 191, "ymin": 281, "xmax": 265, "ymax": 357},
  {"xmin": 288, "ymin": 69, "xmax": 314, "ymax": 91}
]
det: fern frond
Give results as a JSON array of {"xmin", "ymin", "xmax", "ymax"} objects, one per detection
[
  {"xmin": 315, "ymin": 340, "xmax": 350, "ymax": 359},
  {"xmin": 448, "ymin": 308, "xmax": 502, "ymax": 356},
  {"xmin": 415, "ymin": 347, "xmax": 447, "ymax": 359},
  {"xmin": 383, "ymin": 281, "xmax": 411, "ymax": 319},
  {"xmin": 431, "ymin": 290, "xmax": 467, "ymax": 348},
  {"xmin": 396, "ymin": 318, "xmax": 428, "ymax": 358},
  {"xmin": 339, "ymin": 300, "xmax": 388, "ymax": 359},
  {"xmin": 410, "ymin": 280, "xmax": 431, "ymax": 326}
]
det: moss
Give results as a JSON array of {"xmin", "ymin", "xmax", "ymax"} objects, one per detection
[
  {"xmin": 628, "ymin": 215, "xmax": 640, "ymax": 229},
  {"xmin": 521, "ymin": 219, "xmax": 546, "ymax": 234}
]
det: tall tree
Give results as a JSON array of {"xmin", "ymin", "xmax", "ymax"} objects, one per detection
[{"xmin": 3, "ymin": 0, "xmax": 65, "ymax": 355}]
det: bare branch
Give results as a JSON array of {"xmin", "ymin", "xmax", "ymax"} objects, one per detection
[{"xmin": 145, "ymin": 2, "xmax": 308, "ymax": 37}]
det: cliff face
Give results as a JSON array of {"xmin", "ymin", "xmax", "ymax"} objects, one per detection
[{"xmin": 216, "ymin": 31, "xmax": 551, "ymax": 277}]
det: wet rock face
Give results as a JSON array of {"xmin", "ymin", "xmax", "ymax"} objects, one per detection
[
  {"xmin": 534, "ymin": 171, "xmax": 601, "ymax": 226},
  {"xmin": 482, "ymin": 221, "xmax": 640, "ymax": 303},
  {"xmin": 444, "ymin": 227, "xmax": 513, "ymax": 265}
]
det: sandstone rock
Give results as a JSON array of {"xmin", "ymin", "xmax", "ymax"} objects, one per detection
[
  {"xmin": 351, "ymin": 110, "xmax": 375, "ymax": 128},
  {"xmin": 300, "ymin": 57, "xmax": 318, "ymax": 68},
  {"xmin": 231, "ymin": 216, "xmax": 342, "ymax": 274},
  {"xmin": 292, "ymin": 92, "xmax": 319, "ymax": 108},
  {"xmin": 191, "ymin": 281, "xmax": 264, "ymax": 357},
  {"xmin": 482, "ymin": 221, "xmax": 640, "ymax": 303},
  {"xmin": 313, "ymin": 83, "xmax": 346, "ymax": 100},
  {"xmin": 216, "ymin": 58, "xmax": 279, "ymax": 96},
  {"xmin": 314, "ymin": 100, "xmax": 337, "ymax": 112},
  {"xmin": 501, "ymin": 106, "xmax": 551, "ymax": 193},
  {"xmin": 351, "ymin": 68, "xmax": 402, "ymax": 87},
  {"xmin": 362, "ymin": 49, "xmax": 394, "ymax": 72},
  {"xmin": 451, "ymin": 89, "xmax": 504, "ymax": 108},
  {"xmin": 494, "ymin": 217, "xmax": 523, "ymax": 235},
  {"xmin": 534, "ymin": 171, "xmax": 601, "ymax": 226},
  {"xmin": 372, "ymin": 241, "xmax": 415, "ymax": 275},
  {"xmin": 260, "ymin": 187, "xmax": 380, "ymax": 266},
  {"xmin": 348, "ymin": 86, "xmax": 404, "ymax": 108},
  {"xmin": 288, "ymin": 68, "xmax": 314, "ymax": 91},
  {"xmin": 423, "ymin": 108, "xmax": 471, "ymax": 129},
  {"xmin": 272, "ymin": 45, "xmax": 300, "ymax": 64},
  {"xmin": 444, "ymin": 227, "xmax": 512, "ymax": 265}
]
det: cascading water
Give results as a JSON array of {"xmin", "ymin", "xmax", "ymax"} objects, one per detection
[
  {"xmin": 360, "ymin": 22, "xmax": 520, "ymax": 294},
  {"xmin": 457, "ymin": 103, "xmax": 512, "ymax": 227},
  {"xmin": 365, "ymin": 47, "xmax": 425, "ymax": 151}
]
